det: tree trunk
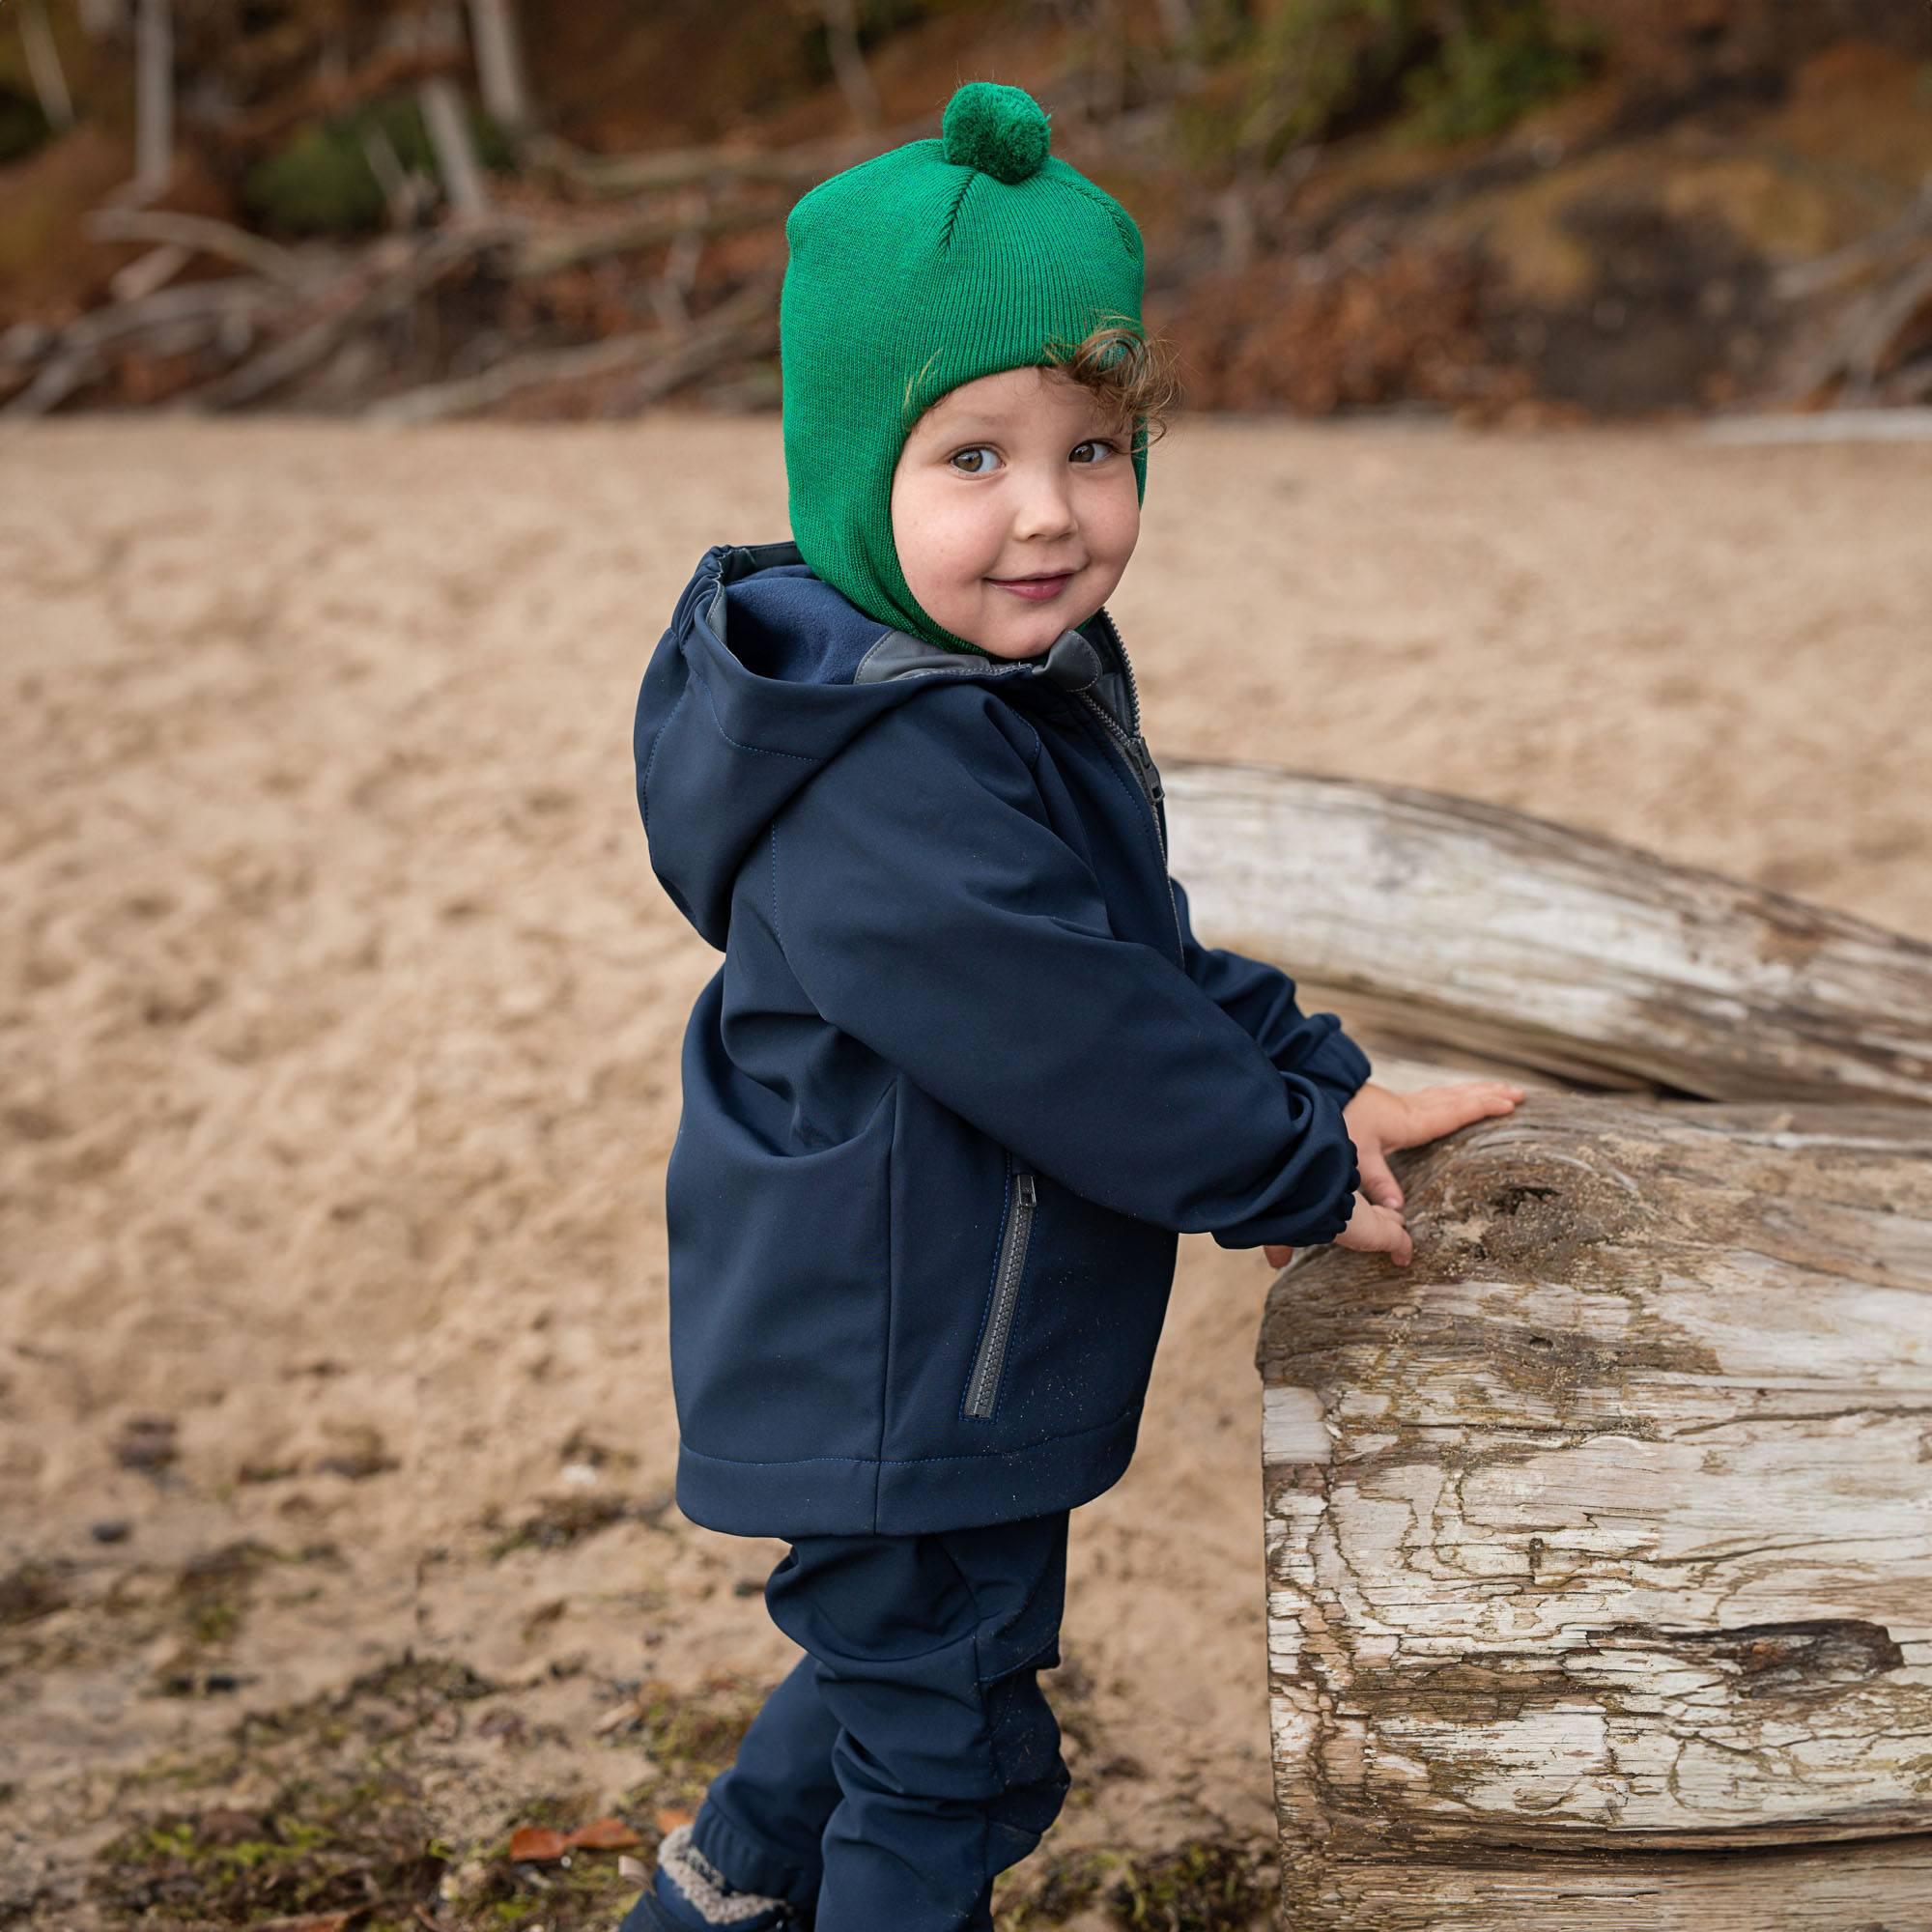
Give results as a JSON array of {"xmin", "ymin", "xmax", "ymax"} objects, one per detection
[
  {"xmin": 465, "ymin": 0, "xmax": 529, "ymax": 134},
  {"xmin": 20, "ymin": 0, "xmax": 75, "ymax": 131},
  {"xmin": 132, "ymin": 0, "xmax": 173, "ymax": 200},
  {"xmin": 418, "ymin": 75, "xmax": 488, "ymax": 220},
  {"xmin": 817, "ymin": 0, "xmax": 880, "ymax": 131}
]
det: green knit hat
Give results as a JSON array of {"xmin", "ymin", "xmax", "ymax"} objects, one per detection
[{"xmin": 779, "ymin": 80, "xmax": 1150, "ymax": 658}]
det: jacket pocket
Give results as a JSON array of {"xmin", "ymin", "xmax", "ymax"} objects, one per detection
[{"xmin": 963, "ymin": 1158, "xmax": 1037, "ymax": 1422}]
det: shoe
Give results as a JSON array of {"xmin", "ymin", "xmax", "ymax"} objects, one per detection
[{"xmin": 614, "ymin": 1822, "xmax": 808, "ymax": 1931}]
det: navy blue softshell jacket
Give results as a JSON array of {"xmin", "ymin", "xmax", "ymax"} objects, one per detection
[{"xmin": 635, "ymin": 540, "xmax": 1371, "ymax": 1538}]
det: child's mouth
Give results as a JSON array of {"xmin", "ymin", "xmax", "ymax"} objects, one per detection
[{"xmin": 988, "ymin": 570, "xmax": 1076, "ymax": 601}]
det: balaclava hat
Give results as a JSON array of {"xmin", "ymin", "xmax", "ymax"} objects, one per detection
[{"xmin": 779, "ymin": 79, "xmax": 1149, "ymax": 658}]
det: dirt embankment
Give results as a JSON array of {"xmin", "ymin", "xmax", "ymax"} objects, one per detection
[{"xmin": 3, "ymin": 6, "xmax": 1929, "ymax": 421}]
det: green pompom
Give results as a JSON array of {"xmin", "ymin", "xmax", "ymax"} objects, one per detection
[{"xmin": 940, "ymin": 81, "xmax": 1051, "ymax": 185}]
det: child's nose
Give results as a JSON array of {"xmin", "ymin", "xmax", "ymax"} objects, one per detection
[{"xmin": 1011, "ymin": 481, "xmax": 1078, "ymax": 539}]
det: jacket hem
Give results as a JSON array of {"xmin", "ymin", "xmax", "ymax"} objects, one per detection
[{"xmin": 674, "ymin": 1401, "xmax": 1144, "ymax": 1537}]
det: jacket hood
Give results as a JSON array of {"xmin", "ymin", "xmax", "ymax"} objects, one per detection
[{"xmin": 635, "ymin": 539, "xmax": 1116, "ymax": 950}]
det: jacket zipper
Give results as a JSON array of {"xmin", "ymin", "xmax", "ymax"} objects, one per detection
[
  {"xmin": 1065, "ymin": 610, "xmax": 1185, "ymax": 962},
  {"xmin": 900, "ymin": 612, "xmax": 1184, "ymax": 964},
  {"xmin": 963, "ymin": 1166, "xmax": 1037, "ymax": 1420}
]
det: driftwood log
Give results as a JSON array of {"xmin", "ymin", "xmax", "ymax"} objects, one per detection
[
  {"xmin": 1162, "ymin": 761, "xmax": 1932, "ymax": 1104},
  {"xmin": 1160, "ymin": 761, "xmax": 1932, "ymax": 1928}
]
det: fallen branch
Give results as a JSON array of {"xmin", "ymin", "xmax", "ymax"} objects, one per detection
[
  {"xmin": 173, "ymin": 226, "xmax": 515, "ymax": 411},
  {"xmin": 1843, "ymin": 255, "xmax": 1932, "ymax": 402},
  {"xmin": 1162, "ymin": 762, "xmax": 1932, "ymax": 1103},
  {"xmin": 1782, "ymin": 251, "xmax": 1932, "ymax": 406},
  {"xmin": 107, "ymin": 242, "xmax": 192, "ymax": 304},
  {"xmin": 364, "ymin": 275, "xmax": 779, "ymax": 424},
  {"xmin": 1773, "ymin": 182, "xmax": 1932, "ymax": 301},
  {"xmin": 512, "ymin": 201, "xmax": 774, "ymax": 279},
  {"xmin": 65, "ymin": 274, "xmax": 286, "ymax": 353},
  {"xmin": 221, "ymin": 43, "xmax": 466, "ymax": 155},
  {"xmin": 520, "ymin": 117, "xmax": 932, "ymax": 200},
  {"xmin": 1, "ymin": 348, "xmax": 107, "ymax": 417},
  {"xmin": 82, "ymin": 207, "xmax": 316, "ymax": 290},
  {"xmin": 1, "ymin": 277, "xmax": 290, "ymax": 416}
]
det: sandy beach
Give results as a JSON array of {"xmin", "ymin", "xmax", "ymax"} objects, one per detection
[{"xmin": 2, "ymin": 412, "xmax": 1927, "ymax": 1925}]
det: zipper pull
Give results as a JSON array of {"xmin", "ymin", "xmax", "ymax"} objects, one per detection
[
  {"xmin": 1017, "ymin": 1173, "xmax": 1037, "ymax": 1208},
  {"xmin": 1130, "ymin": 736, "xmax": 1164, "ymax": 801}
]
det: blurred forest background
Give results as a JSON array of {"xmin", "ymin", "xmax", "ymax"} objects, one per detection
[{"xmin": 3, "ymin": 0, "xmax": 1929, "ymax": 424}]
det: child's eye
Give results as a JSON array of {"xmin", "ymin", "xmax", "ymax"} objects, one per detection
[
  {"xmin": 1071, "ymin": 439, "xmax": 1119, "ymax": 464},
  {"xmin": 950, "ymin": 445, "xmax": 1001, "ymax": 475}
]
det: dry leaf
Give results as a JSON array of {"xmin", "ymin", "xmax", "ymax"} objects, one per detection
[{"xmin": 564, "ymin": 1815, "xmax": 640, "ymax": 1851}]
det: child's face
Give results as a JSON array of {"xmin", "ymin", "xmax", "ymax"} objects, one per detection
[{"xmin": 889, "ymin": 365, "xmax": 1140, "ymax": 660}]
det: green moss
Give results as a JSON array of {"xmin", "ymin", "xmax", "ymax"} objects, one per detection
[
  {"xmin": 440, "ymin": 1809, "xmax": 640, "ymax": 1930},
  {"xmin": 992, "ymin": 1843, "xmax": 1118, "ymax": 1927},
  {"xmin": 137, "ymin": 1820, "xmax": 198, "ymax": 1861},
  {"xmin": 92, "ymin": 1771, "xmax": 436, "ymax": 1923},
  {"xmin": 991, "ymin": 1837, "xmax": 1275, "ymax": 1928},
  {"xmin": 1180, "ymin": 0, "xmax": 1422, "ymax": 170},
  {"xmin": 485, "ymin": 1899, "xmax": 548, "ymax": 1927},
  {"xmin": 619, "ymin": 1675, "xmax": 766, "ymax": 1804},
  {"xmin": 0, "ymin": 83, "xmax": 51, "ymax": 167},
  {"xmin": 1105, "ymin": 1837, "xmax": 1273, "ymax": 1928},
  {"xmin": 242, "ymin": 93, "xmax": 515, "ymax": 237},
  {"xmin": 83, "ymin": 1656, "xmax": 587, "ymax": 1925},
  {"xmin": 1399, "ymin": 3, "xmax": 1605, "ymax": 144},
  {"xmin": 1173, "ymin": 0, "xmax": 1602, "ymax": 171},
  {"xmin": 188, "ymin": 1599, "xmax": 243, "ymax": 1645}
]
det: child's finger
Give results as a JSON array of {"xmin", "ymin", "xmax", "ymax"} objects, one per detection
[
  {"xmin": 1369, "ymin": 1204, "xmax": 1412, "ymax": 1266},
  {"xmin": 1399, "ymin": 1084, "xmax": 1522, "ymax": 1143},
  {"xmin": 1359, "ymin": 1149, "xmax": 1405, "ymax": 1212}
]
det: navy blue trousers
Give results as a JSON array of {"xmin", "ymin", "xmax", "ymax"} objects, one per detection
[{"xmin": 664, "ymin": 1509, "xmax": 1073, "ymax": 1931}]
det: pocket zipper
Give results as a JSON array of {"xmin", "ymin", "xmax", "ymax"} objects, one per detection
[{"xmin": 964, "ymin": 1169, "xmax": 1037, "ymax": 1421}]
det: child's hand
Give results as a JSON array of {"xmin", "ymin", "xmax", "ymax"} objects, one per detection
[
  {"xmin": 1262, "ymin": 1078, "xmax": 1529, "ymax": 1270},
  {"xmin": 1328, "ymin": 1193, "xmax": 1414, "ymax": 1266}
]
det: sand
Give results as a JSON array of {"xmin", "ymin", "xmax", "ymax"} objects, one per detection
[{"xmin": 2, "ymin": 413, "xmax": 1927, "ymax": 1923}]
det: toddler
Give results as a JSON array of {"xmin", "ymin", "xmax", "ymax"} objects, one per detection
[{"xmin": 623, "ymin": 79, "xmax": 1523, "ymax": 1932}]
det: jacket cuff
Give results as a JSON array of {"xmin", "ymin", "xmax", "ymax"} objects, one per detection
[
  {"xmin": 1272, "ymin": 1087, "xmax": 1361, "ymax": 1246},
  {"xmin": 1293, "ymin": 1027, "xmax": 1372, "ymax": 1106},
  {"xmin": 1297, "ymin": 1152, "xmax": 1360, "ymax": 1246}
]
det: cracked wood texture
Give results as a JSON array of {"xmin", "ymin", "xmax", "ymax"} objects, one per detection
[
  {"xmin": 1258, "ymin": 1093, "xmax": 1932, "ymax": 1927},
  {"xmin": 1171, "ymin": 766, "xmax": 1932, "ymax": 1927},
  {"xmin": 1160, "ymin": 762, "xmax": 1932, "ymax": 1104}
]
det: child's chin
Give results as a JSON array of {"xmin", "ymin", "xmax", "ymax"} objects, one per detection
[{"xmin": 975, "ymin": 604, "xmax": 1094, "ymax": 659}]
